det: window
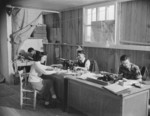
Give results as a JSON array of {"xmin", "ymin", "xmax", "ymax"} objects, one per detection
[
  {"xmin": 83, "ymin": 1, "xmax": 150, "ymax": 51},
  {"xmin": 83, "ymin": 2, "xmax": 116, "ymax": 47}
]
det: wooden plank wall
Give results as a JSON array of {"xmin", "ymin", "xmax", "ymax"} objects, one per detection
[
  {"xmin": 120, "ymin": 1, "xmax": 150, "ymax": 44},
  {"xmin": 84, "ymin": 47, "xmax": 150, "ymax": 73},
  {"xmin": 43, "ymin": 13, "xmax": 60, "ymax": 43},
  {"xmin": 45, "ymin": 0, "xmax": 150, "ymax": 74},
  {"xmin": 61, "ymin": 8, "xmax": 83, "ymax": 45},
  {"xmin": 61, "ymin": 8, "xmax": 83, "ymax": 60}
]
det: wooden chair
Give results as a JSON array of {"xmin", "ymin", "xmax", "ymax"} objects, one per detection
[
  {"xmin": 89, "ymin": 59, "xmax": 99, "ymax": 73},
  {"xmin": 18, "ymin": 70, "xmax": 38, "ymax": 110},
  {"xmin": 42, "ymin": 55, "xmax": 47, "ymax": 65}
]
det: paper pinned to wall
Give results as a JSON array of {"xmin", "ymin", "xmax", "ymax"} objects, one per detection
[{"xmin": 91, "ymin": 21, "xmax": 115, "ymax": 44}]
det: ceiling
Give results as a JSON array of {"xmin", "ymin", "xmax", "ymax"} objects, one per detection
[{"xmin": 8, "ymin": 0, "xmax": 114, "ymax": 12}]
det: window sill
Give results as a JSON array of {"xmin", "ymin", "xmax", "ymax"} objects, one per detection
[{"xmin": 83, "ymin": 42, "xmax": 150, "ymax": 51}]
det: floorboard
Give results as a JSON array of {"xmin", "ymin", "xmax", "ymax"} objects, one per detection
[{"xmin": 0, "ymin": 83, "xmax": 85, "ymax": 116}]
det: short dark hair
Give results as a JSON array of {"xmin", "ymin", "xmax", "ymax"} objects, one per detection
[
  {"xmin": 120, "ymin": 55, "xmax": 129, "ymax": 62},
  {"xmin": 41, "ymin": 52, "xmax": 47, "ymax": 56},
  {"xmin": 28, "ymin": 47, "xmax": 34, "ymax": 53},
  {"xmin": 34, "ymin": 52, "xmax": 42, "ymax": 61},
  {"xmin": 34, "ymin": 52, "xmax": 47, "ymax": 61},
  {"xmin": 77, "ymin": 50, "xmax": 85, "ymax": 55}
]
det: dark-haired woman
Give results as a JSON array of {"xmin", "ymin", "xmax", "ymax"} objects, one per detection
[{"xmin": 28, "ymin": 53, "xmax": 57, "ymax": 107}]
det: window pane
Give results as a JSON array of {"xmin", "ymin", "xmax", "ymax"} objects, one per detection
[
  {"xmin": 92, "ymin": 8, "xmax": 96, "ymax": 21},
  {"xmin": 84, "ymin": 3, "xmax": 116, "ymax": 45},
  {"xmin": 106, "ymin": 5, "xmax": 115, "ymax": 20},
  {"xmin": 85, "ymin": 26, "xmax": 92, "ymax": 42},
  {"xmin": 98, "ymin": 7, "xmax": 105, "ymax": 21},
  {"xmin": 87, "ymin": 9, "xmax": 92, "ymax": 25}
]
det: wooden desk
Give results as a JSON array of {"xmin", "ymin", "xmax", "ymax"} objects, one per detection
[
  {"xmin": 67, "ymin": 77, "xmax": 150, "ymax": 116},
  {"xmin": 50, "ymin": 73, "xmax": 69, "ymax": 111},
  {"xmin": 14, "ymin": 60, "xmax": 34, "ymax": 72}
]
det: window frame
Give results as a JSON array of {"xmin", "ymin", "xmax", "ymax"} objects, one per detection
[
  {"xmin": 82, "ymin": 1, "xmax": 150, "ymax": 51},
  {"xmin": 83, "ymin": 2, "xmax": 117, "ymax": 47}
]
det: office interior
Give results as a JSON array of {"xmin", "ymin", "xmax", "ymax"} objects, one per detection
[{"xmin": 0, "ymin": 0, "xmax": 150, "ymax": 116}]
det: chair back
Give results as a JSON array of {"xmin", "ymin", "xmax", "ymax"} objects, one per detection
[
  {"xmin": 18, "ymin": 70, "xmax": 29, "ymax": 88},
  {"xmin": 18, "ymin": 70, "xmax": 37, "ymax": 110},
  {"xmin": 89, "ymin": 60, "xmax": 99, "ymax": 73},
  {"xmin": 141, "ymin": 66, "xmax": 149, "ymax": 81},
  {"xmin": 18, "ymin": 70, "xmax": 24, "ymax": 90},
  {"xmin": 41, "ymin": 55, "xmax": 47, "ymax": 65}
]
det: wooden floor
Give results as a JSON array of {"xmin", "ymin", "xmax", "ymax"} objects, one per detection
[
  {"xmin": 1, "ymin": 83, "xmax": 150, "ymax": 116},
  {"xmin": 0, "ymin": 83, "xmax": 85, "ymax": 116}
]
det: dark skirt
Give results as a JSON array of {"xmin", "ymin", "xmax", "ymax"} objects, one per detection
[{"xmin": 30, "ymin": 75, "xmax": 55, "ymax": 101}]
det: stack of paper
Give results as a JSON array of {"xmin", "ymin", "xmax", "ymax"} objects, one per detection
[
  {"xmin": 103, "ymin": 83, "xmax": 131, "ymax": 95},
  {"xmin": 77, "ymin": 72, "xmax": 96, "ymax": 80}
]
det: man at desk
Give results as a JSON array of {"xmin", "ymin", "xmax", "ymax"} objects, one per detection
[
  {"xmin": 28, "ymin": 47, "xmax": 41, "ymax": 61},
  {"xmin": 74, "ymin": 50, "xmax": 91, "ymax": 71},
  {"xmin": 118, "ymin": 54, "xmax": 142, "ymax": 81}
]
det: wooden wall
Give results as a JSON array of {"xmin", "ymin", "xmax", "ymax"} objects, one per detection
[
  {"xmin": 120, "ymin": 0, "xmax": 150, "ymax": 44},
  {"xmin": 45, "ymin": 0, "xmax": 150, "ymax": 74},
  {"xmin": 61, "ymin": 8, "xmax": 83, "ymax": 45},
  {"xmin": 84, "ymin": 47, "xmax": 150, "ymax": 73},
  {"xmin": 43, "ymin": 13, "xmax": 61, "ymax": 43},
  {"xmin": 44, "ymin": 8, "xmax": 83, "ymax": 64}
]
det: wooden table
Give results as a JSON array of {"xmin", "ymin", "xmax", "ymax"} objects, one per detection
[
  {"xmin": 14, "ymin": 60, "xmax": 34, "ymax": 72},
  {"xmin": 49, "ymin": 72, "xmax": 70, "ymax": 111},
  {"xmin": 13, "ymin": 60, "xmax": 34, "ymax": 84},
  {"xmin": 66, "ymin": 77, "xmax": 150, "ymax": 116},
  {"xmin": 50, "ymin": 71, "xmax": 81, "ymax": 111}
]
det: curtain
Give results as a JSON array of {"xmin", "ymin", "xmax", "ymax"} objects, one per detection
[{"xmin": 11, "ymin": 8, "xmax": 42, "ymax": 60}]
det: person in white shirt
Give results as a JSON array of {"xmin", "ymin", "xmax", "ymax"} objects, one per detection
[
  {"xmin": 74, "ymin": 50, "xmax": 91, "ymax": 71},
  {"xmin": 28, "ymin": 53, "xmax": 57, "ymax": 108}
]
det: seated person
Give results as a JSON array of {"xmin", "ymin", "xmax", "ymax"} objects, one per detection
[
  {"xmin": 28, "ymin": 47, "xmax": 41, "ymax": 61},
  {"xmin": 74, "ymin": 50, "xmax": 91, "ymax": 71},
  {"xmin": 17, "ymin": 50, "xmax": 33, "ymax": 72},
  {"xmin": 18, "ymin": 49, "xmax": 27, "ymax": 60},
  {"xmin": 118, "ymin": 54, "xmax": 142, "ymax": 81},
  {"xmin": 28, "ymin": 52, "xmax": 57, "ymax": 108}
]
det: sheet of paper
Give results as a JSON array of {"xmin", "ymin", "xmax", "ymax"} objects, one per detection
[
  {"xmin": 77, "ymin": 72, "xmax": 96, "ymax": 79},
  {"xmin": 103, "ymin": 83, "xmax": 131, "ymax": 94}
]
